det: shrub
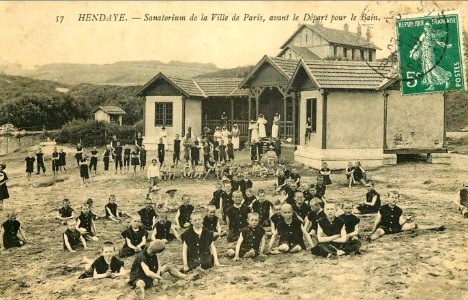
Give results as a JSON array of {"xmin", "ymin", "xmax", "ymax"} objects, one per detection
[{"xmin": 58, "ymin": 119, "xmax": 139, "ymax": 147}]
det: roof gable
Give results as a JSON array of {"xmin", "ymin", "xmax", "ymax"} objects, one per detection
[
  {"xmin": 239, "ymin": 56, "xmax": 299, "ymax": 88},
  {"xmin": 281, "ymin": 24, "xmax": 380, "ymax": 50},
  {"xmin": 135, "ymin": 72, "xmax": 204, "ymax": 98},
  {"xmin": 136, "ymin": 72, "xmax": 248, "ymax": 98},
  {"xmin": 288, "ymin": 59, "xmax": 395, "ymax": 91},
  {"xmin": 278, "ymin": 46, "xmax": 321, "ymax": 60},
  {"xmin": 92, "ymin": 105, "xmax": 126, "ymax": 115}
]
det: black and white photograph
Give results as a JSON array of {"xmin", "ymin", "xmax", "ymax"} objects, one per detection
[{"xmin": 0, "ymin": 1, "xmax": 467, "ymax": 299}]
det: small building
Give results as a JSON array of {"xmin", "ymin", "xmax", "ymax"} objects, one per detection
[
  {"xmin": 92, "ymin": 105, "xmax": 126, "ymax": 125},
  {"xmin": 288, "ymin": 59, "xmax": 449, "ymax": 169},
  {"xmin": 278, "ymin": 23, "xmax": 379, "ymax": 61},
  {"xmin": 135, "ymin": 73, "xmax": 248, "ymax": 150}
]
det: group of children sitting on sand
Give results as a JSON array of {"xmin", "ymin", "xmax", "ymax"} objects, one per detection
[{"xmin": 4, "ymin": 161, "xmax": 465, "ymax": 299}]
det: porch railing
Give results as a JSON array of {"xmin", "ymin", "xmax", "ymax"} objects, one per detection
[{"xmin": 204, "ymin": 119, "xmax": 295, "ymax": 141}]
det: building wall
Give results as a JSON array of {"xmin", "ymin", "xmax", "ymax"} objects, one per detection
[
  {"xmin": 283, "ymin": 49, "xmax": 300, "ymax": 60},
  {"xmin": 94, "ymin": 110, "xmax": 111, "ymax": 123},
  {"xmin": 145, "ymin": 95, "xmax": 183, "ymax": 149},
  {"xmin": 386, "ymin": 91, "xmax": 444, "ymax": 150},
  {"xmin": 327, "ymin": 91, "xmax": 384, "ymax": 149},
  {"xmin": 185, "ymin": 98, "xmax": 202, "ymax": 137},
  {"xmin": 298, "ymin": 90, "xmax": 322, "ymax": 148}
]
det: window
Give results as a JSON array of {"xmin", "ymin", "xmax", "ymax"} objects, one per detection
[
  {"xmin": 306, "ymin": 98, "xmax": 317, "ymax": 134},
  {"xmin": 343, "ymin": 48, "xmax": 349, "ymax": 60},
  {"xmin": 155, "ymin": 102, "xmax": 173, "ymax": 127},
  {"xmin": 360, "ymin": 49, "xmax": 365, "ymax": 61},
  {"xmin": 109, "ymin": 115, "xmax": 119, "ymax": 123},
  {"xmin": 305, "ymin": 34, "xmax": 308, "ymax": 44}
]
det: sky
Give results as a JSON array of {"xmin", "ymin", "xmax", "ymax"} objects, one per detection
[{"xmin": 0, "ymin": 1, "xmax": 466, "ymax": 69}]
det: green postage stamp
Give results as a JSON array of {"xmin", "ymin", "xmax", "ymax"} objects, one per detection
[{"xmin": 396, "ymin": 11, "xmax": 466, "ymax": 95}]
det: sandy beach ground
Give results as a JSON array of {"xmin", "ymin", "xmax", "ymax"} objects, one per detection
[{"xmin": 0, "ymin": 143, "xmax": 467, "ymax": 300}]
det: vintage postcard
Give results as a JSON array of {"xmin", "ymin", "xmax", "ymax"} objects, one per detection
[{"xmin": 0, "ymin": 1, "xmax": 467, "ymax": 300}]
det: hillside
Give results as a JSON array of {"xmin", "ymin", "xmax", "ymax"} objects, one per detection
[
  {"xmin": 195, "ymin": 65, "xmax": 254, "ymax": 79},
  {"xmin": 0, "ymin": 74, "xmax": 143, "ymax": 130},
  {"xmin": 2, "ymin": 60, "xmax": 220, "ymax": 86}
]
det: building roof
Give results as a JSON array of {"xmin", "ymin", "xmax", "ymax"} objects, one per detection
[
  {"xmin": 195, "ymin": 78, "xmax": 248, "ymax": 97},
  {"xmin": 135, "ymin": 72, "xmax": 248, "ymax": 98},
  {"xmin": 277, "ymin": 46, "xmax": 321, "ymax": 60},
  {"xmin": 288, "ymin": 59, "xmax": 396, "ymax": 90},
  {"xmin": 281, "ymin": 23, "xmax": 380, "ymax": 50},
  {"xmin": 239, "ymin": 56, "xmax": 299, "ymax": 88},
  {"xmin": 92, "ymin": 105, "xmax": 126, "ymax": 115}
]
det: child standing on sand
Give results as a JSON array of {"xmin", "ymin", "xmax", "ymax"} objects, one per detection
[{"xmin": 25, "ymin": 152, "xmax": 35, "ymax": 181}]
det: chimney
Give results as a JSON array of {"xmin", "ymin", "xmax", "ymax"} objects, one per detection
[
  {"xmin": 343, "ymin": 23, "xmax": 349, "ymax": 32},
  {"xmin": 297, "ymin": 22, "xmax": 302, "ymax": 29},
  {"xmin": 357, "ymin": 23, "xmax": 362, "ymax": 36},
  {"xmin": 366, "ymin": 26, "xmax": 371, "ymax": 41}
]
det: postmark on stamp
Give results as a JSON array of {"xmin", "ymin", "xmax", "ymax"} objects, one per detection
[{"xmin": 396, "ymin": 11, "xmax": 466, "ymax": 95}]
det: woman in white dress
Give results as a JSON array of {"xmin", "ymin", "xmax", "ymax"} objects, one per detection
[
  {"xmin": 271, "ymin": 113, "xmax": 280, "ymax": 139},
  {"xmin": 231, "ymin": 124, "xmax": 240, "ymax": 150},
  {"xmin": 249, "ymin": 120, "xmax": 259, "ymax": 143},
  {"xmin": 221, "ymin": 126, "xmax": 231, "ymax": 145},
  {"xmin": 257, "ymin": 114, "xmax": 267, "ymax": 139},
  {"xmin": 213, "ymin": 126, "xmax": 223, "ymax": 143}
]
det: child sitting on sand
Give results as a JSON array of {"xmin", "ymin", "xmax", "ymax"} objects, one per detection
[
  {"xmin": 339, "ymin": 201, "xmax": 360, "ymax": 241},
  {"xmin": 174, "ymin": 195, "xmax": 194, "ymax": 229},
  {"xmin": 226, "ymin": 191, "xmax": 251, "ymax": 243},
  {"xmin": 105, "ymin": 195, "xmax": 130, "ymax": 221},
  {"xmin": 355, "ymin": 180, "xmax": 381, "ymax": 214},
  {"xmin": 138, "ymin": 199, "xmax": 158, "ymax": 231},
  {"xmin": 319, "ymin": 162, "xmax": 332, "ymax": 185},
  {"xmin": 226, "ymin": 212, "xmax": 266, "ymax": 260},
  {"xmin": 194, "ymin": 162, "xmax": 205, "ymax": 179},
  {"xmin": 76, "ymin": 205, "xmax": 99, "ymax": 242},
  {"xmin": 80, "ymin": 241, "xmax": 126, "ymax": 279},
  {"xmin": 119, "ymin": 216, "xmax": 148, "ymax": 258},
  {"xmin": 181, "ymin": 212, "xmax": 221, "ymax": 273},
  {"xmin": 292, "ymin": 191, "xmax": 312, "ymax": 223},
  {"xmin": 345, "ymin": 162, "xmax": 355, "ymax": 187},
  {"xmin": 270, "ymin": 200, "xmax": 284, "ymax": 233},
  {"xmin": 183, "ymin": 162, "xmax": 194, "ymax": 179},
  {"xmin": 455, "ymin": 182, "xmax": 468, "ymax": 217},
  {"xmin": 1, "ymin": 211, "xmax": 27, "ymax": 250},
  {"xmin": 63, "ymin": 219, "xmax": 87, "ymax": 252},
  {"xmin": 251, "ymin": 189, "xmax": 273, "ymax": 228},
  {"xmin": 57, "ymin": 198, "xmax": 75, "ymax": 224},
  {"xmin": 351, "ymin": 161, "xmax": 366, "ymax": 186},
  {"xmin": 311, "ymin": 203, "xmax": 361, "ymax": 258},
  {"xmin": 129, "ymin": 240, "xmax": 195, "ymax": 299},
  {"xmin": 268, "ymin": 204, "xmax": 315, "ymax": 254},
  {"xmin": 203, "ymin": 205, "xmax": 226, "ymax": 240},
  {"xmin": 370, "ymin": 191, "xmax": 445, "ymax": 241},
  {"xmin": 151, "ymin": 212, "xmax": 180, "ymax": 243}
]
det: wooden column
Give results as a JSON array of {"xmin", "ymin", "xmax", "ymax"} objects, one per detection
[
  {"xmin": 142, "ymin": 97, "xmax": 146, "ymax": 137},
  {"xmin": 283, "ymin": 97, "xmax": 287, "ymax": 139},
  {"xmin": 320, "ymin": 89, "xmax": 328, "ymax": 149},
  {"xmin": 230, "ymin": 98, "xmax": 234, "ymax": 127},
  {"xmin": 383, "ymin": 90, "xmax": 389, "ymax": 150},
  {"xmin": 292, "ymin": 95, "xmax": 296, "ymax": 144},
  {"xmin": 255, "ymin": 95, "xmax": 259, "ymax": 117},
  {"xmin": 248, "ymin": 97, "xmax": 252, "ymax": 142}
]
